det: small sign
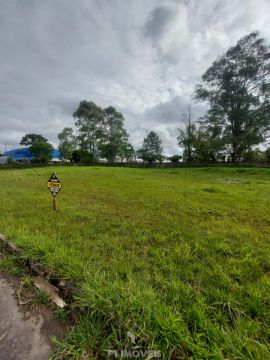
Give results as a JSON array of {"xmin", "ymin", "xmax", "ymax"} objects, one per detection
[{"xmin": 47, "ymin": 172, "xmax": 62, "ymax": 197}]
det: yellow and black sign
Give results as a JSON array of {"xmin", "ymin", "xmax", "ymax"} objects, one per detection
[{"xmin": 47, "ymin": 172, "xmax": 62, "ymax": 197}]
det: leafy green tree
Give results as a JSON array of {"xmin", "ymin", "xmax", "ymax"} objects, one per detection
[
  {"xmin": 118, "ymin": 142, "xmax": 135, "ymax": 162},
  {"xmin": 71, "ymin": 149, "xmax": 94, "ymax": 163},
  {"xmin": 192, "ymin": 124, "xmax": 226, "ymax": 161},
  {"xmin": 20, "ymin": 134, "xmax": 47, "ymax": 146},
  {"xmin": 157, "ymin": 154, "xmax": 166, "ymax": 164},
  {"xmin": 73, "ymin": 100, "xmax": 104, "ymax": 160},
  {"xmin": 192, "ymin": 130, "xmax": 215, "ymax": 161},
  {"xmin": 137, "ymin": 131, "xmax": 163, "ymax": 163},
  {"xmin": 265, "ymin": 148, "xmax": 270, "ymax": 162},
  {"xmin": 29, "ymin": 141, "xmax": 53, "ymax": 162},
  {"xmin": 168, "ymin": 155, "xmax": 182, "ymax": 163},
  {"xmin": 178, "ymin": 106, "xmax": 226, "ymax": 162},
  {"xmin": 195, "ymin": 114, "xmax": 227, "ymax": 162},
  {"xmin": 99, "ymin": 106, "xmax": 129, "ymax": 163},
  {"xmin": 7, "ymin": 157, "xmax": 17, "ymax": 165},
  {"xmin": 195, "ymin": 32, "xmax": 270, "ymax": 162},
  {"xmin": 242, "ymin": 148, "xmax": 264, "ymax": 161},
  {"xmin": 58, "ymin": 127, "xmax": 77, "ymax": 161}
]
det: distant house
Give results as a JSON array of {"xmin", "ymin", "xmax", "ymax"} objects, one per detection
[
  {"xmin": 0, "ymin": 156, "xmax": 9, "ymax": 165},
  {"xmin": 4, "ymin": 147, "xmax": 60, "ymax": 162}
]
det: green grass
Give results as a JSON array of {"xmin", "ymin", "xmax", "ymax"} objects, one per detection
[{"xmin": 0, "ymin": 166, "xmax": 270, "ymax": 359}]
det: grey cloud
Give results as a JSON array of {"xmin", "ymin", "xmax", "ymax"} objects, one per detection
[
  {"xmin": 144, "ymin": 96, "xmax": 191, "ymax": 125},
  {"xmin": 122, "ymin": 95, "xmax": 206, "ymax": 154},
  {"xmin": 1, "ymin": 0, "xmax": 270, "ymax": 154},
  {"xmin": 143, "ymin": 6, "xmax": 175, "ymax": 42}
]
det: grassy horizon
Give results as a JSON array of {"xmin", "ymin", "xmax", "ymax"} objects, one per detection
[{"xmin": 0, "ymin": 166, "xmax": 270, "ymax": 359}]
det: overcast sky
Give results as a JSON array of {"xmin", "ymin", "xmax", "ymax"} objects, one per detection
[{"xmin": 0, "ymin": 0, "xmax": 270, "ymax": 154}]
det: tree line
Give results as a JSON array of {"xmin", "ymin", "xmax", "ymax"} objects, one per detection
[
  {"xmin": 2, "ymin": 32, "xmax": 269, "ymax": 164},
  {"xmin": 186, "ymin": 32, "xmax": 270, "ymax": 162}
]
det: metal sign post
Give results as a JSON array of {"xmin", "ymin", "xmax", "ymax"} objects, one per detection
[
  {"xmin": 46, "ymin": 172, "xmax": 62, "ymax": 211},
  {"xmin": 53, "ymin": 196, "xmax": 56, "ymax": 211}
]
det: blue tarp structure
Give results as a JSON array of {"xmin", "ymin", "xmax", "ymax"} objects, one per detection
[
  {"xmin": 52, "ymin": 149, "xmax": 60, "ymax": 158},
  {"xmin": 4, "ymin": 148, "xmax": 33, "ymax": 161},
  {"xmin": 4, "ymin": 148, "xmax": 60, "ymax": 161}
]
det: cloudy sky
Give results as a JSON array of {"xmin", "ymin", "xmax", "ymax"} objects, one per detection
[{"xmin": 1, "ymin": 0, "xmax": 270, "ymax": 154}]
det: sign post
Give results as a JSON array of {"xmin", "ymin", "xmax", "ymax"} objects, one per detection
[
  {"xmin": 47, "ymin": 172, "xmax": 62, "ymax": 211},
  {"xmin": 53, "ymin": 197, "xmax": 56, "ymax": 211}
]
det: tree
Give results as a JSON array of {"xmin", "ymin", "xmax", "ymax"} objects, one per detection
[
  {"xmin": 118, "ymin": 142, "xmax": 135, "ymax": 162},
  {"xmin": 71, "ymin": 149, "xmax": 93, "ymax": 163},
  {"xmin": 137, "ymin": 131, "xmax": 163, "ymax": 163},
  {"xmin": 29, "ymin": 141, "xmax": 53, "ymax": 162},
  {"xmin": 73, "ymin": 100, "xmax": 104, "ymax": 160},
  {"xmin": 195, "ymin": 32, "xmax": 270, "ymax": 162},
  {"xmin": 168, "ymin": 155, "xmax": 182, "ymax": 163},
  {"xmin": 242, "ymin": 148, "xmax": 264, "ymax": 161},
  {"xmin": 177, "ymin": 106, "xmax": 226, "ymax": 162},
  {"xmin": 99, "ymin": 106, "xmax": 129, "ymax": 163},
  {"xmin": 58, "ymin": 127, "xmax": 77, "ymax": 161},
  {"xmin": 177, "ymin": 107, "xmax": 197, "ymax": 162},
  {"xmin": 20, "ymin": 134, "xmax": 47, "ymax": 146},
  {"xmin": 265, "ymin": 148, "xmax": 270, "ymax": 162},
  {"xmin": 7, "ymin": 157, "xmax": 17, "ymax": 165},
  {"xmin": 193, "ymin": 125, "xmax": 227, "ymax": 162},
  {"xmin": 157, "ymin": 154, "xmax": 165, "ymax": 164}
]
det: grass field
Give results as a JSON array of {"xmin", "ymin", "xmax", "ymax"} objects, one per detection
[{"xmin": 0, "ymin": 166, "xmax": 270, "ymax": 359}]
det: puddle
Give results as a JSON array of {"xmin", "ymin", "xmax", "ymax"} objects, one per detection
[{"xmin": 221, "ymin": 179, "xmax": 241, "ymax": 183}]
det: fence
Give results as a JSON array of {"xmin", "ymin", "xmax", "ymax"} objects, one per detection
[{"xmin": 1, "ymin": 160, "xmax": 270, "ymax": 169}]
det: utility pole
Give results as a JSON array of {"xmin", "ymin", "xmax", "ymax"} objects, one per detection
[{"xmin": 187, "ymin": 105, "xmax": 192, "ymax": 162}]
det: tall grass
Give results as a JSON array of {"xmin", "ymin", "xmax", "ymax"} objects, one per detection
[{"xmin": 0, "ymin": 166, "xmax": 270, "ymax": 359}]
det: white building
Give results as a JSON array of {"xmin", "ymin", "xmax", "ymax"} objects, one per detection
[{"xmin": 0, "ymin": 156, "xmax": 9, "ymax": 165}]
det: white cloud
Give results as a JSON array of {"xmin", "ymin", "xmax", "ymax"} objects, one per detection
[{"xmin": 0, "ymin": 0, "xmax": 270, "ymax": 154}]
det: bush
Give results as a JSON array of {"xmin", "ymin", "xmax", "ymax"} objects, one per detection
[
  {"xmin": 265, "ymin": 148, "xmax": 270, "ymax": 162},
  {"xmin": 168, "ymin": 155, "xmax": 182, "ymax": 163},
  {"xmin": 7, "ymin": 157, "xmax": 17, "ymax": 165},
  {"xmin": 71, "ymin": 150, "xmax": 94, "ymax": 163}
]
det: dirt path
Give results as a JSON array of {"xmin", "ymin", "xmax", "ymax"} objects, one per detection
[{"xmin": 0, "ymin": 273, "xmax": 65, "ymax": 360}]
